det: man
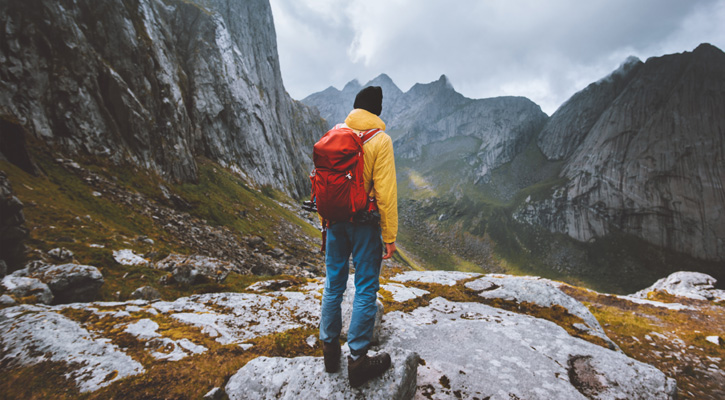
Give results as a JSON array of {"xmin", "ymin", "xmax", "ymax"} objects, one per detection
[{"xmin": 319, "ymin": 86, "xmax": 398, "ymax": 388}]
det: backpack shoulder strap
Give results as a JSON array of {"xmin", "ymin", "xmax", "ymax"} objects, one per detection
[{"xmin": 361, "ymin": 128, "xmax": 381, "ymax": 144}]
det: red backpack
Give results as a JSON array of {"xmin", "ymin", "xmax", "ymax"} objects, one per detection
[{"xmin": 309, "ymin": 124, "xmax": 380, "ymax": 251}]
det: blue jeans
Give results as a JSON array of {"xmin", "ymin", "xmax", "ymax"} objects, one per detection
[{"xmin": 319, "ymin": 221, "xmax": 383, "ymax": 356}]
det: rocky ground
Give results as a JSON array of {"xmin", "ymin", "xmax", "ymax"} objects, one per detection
[{"xmin": 2, "ymin": 267, "xmax": 723, "ymax": 399}]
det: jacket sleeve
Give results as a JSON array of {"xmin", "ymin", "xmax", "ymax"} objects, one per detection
[{"xmin": 373, "ymin": 134, "xmax": 398, "ymax": 243}]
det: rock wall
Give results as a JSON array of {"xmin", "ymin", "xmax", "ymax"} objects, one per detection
[
  {"xmin": 519, "ymin": 44, "xmax": 725, "ymax": 261},
  {"xmin": 0, "ymin": 0, "xmax": 325, "ymax": 197}
]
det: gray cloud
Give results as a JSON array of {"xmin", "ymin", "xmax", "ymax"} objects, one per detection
[{"xmin": 270, "ymin": 0, "xmax": 725, "ymax": 114}]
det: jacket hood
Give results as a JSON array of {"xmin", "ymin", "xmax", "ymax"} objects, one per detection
[{"xmin": 345, "ymin": 109, "xmax": 386, "ymax": 131}]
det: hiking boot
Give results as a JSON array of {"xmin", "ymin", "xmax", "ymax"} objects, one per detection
[
  {"xmin": 322, "ymin": 340, "xmax": 341, "ymax": 373},
  {"xmin": 347, "ymin": 352, "xmax": 392, "ymax": 388}
]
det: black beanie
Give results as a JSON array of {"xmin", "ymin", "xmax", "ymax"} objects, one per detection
[{"xmin": 353, "ymin": 86, "xmax": 383, "ymax": 116}]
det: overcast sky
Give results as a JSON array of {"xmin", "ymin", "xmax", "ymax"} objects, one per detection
[{"xmin": 269, "ymin": 0, "xmax": 725, "ymax": 115}]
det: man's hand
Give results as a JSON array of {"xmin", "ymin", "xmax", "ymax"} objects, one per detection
[{"xmin": 383, "ymin": 242, "xmax": 397, "ymax": 259}]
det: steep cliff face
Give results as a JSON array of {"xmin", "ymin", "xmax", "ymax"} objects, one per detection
[
  {"xmin": 0, "ymin": 0, "xmax": 324, "ymax": 197},
  {"xmin": 519, "ymin": 44, "xmax": 725, "ymax": 261},
  {"xmin": 537, "ymin": 56, "xmax": 643, "ymax": 161}
]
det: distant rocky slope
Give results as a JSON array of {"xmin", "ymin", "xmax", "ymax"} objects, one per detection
[
  {"xmin": 520, "ymin": 43, "xmax": 725, "ymax": 262},
  {"xmin": 304, "ymin": 44, "xmax": 725, "ymax": 289},
  {"xmin": 0, "ymin": 0, "xmax": 325, "ymax": 197},
  {"xmin": 304, "ymin": 74, "xmax": 547, "ymax": 185},
  {"xmin": 7, "ymin": 269, "xmax": 722, "ymax": 399}
]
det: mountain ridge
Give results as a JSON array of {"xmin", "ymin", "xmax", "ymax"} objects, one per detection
[{"xmin": 303, "ymin": 43, "xmax": 725, "ymax": 290}]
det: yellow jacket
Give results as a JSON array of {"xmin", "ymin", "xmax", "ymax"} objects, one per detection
[{"xmin": 343, "ymin": 109, "xmax": 398, "ymax": 243}]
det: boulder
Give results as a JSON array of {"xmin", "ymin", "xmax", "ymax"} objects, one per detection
[
  {"xmin": 131, "ymin": 286, "xmax": 162, "ymax": 301},
  {"xmin": 0, "ymin": 259, "xmax": 6, "ymax": 277},
  {"xmin": 26, "ymin": 263, "xmax": 104, "ymax": 303},
  {"xmin": 1, "ymin": 275, "xmax": 53, "ymax": 304},
  {"xmin": 155, "ymin": 254, "xmax": 234, "ymax": 284},
  {"xmin": 0, "ymin": 305, "xmax": 144, "ymax": 392},
  {"xmin": 48, "ymin": 247, "xmax": 74, "ymax": 262},
  {"xmin": 225, "ymin": 347, "xmax": 419, "ymax": 400},
  {"xmin": 113, "ymin": 249, "xmax": 148, "ymax": 266},
  {"xmin": 340, "ymin": 274, "xmax": 384, "ymax": 345},
  {"xmin": 632, "ymin": 271, "xmax": 725, "ymax": 302},
  {"xmin": 0, "ymin": 294, "xmax": 16, "ymax": 306}
]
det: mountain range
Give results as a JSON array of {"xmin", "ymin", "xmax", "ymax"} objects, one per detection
[{"xmin": 303, "ymin": 44, "xmax": 725, "ymax": 292}]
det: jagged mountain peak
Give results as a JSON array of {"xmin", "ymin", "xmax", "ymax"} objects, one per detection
[
  {"xmin": 596, "ymin": 55, "xmax": 643, "ymax": 85},
  {"xmin": 438, "ymin": 73, "xmax": 454, "ymax": 89},
  {"xmin": 364, "ymin": 73, "xmax": 403, "ymax": 97},
  {"xmin": 341, "ymin": 78, "xmax": 362, "ymax": 93},
  {"xmin": 692, "ymin": 42, "xmax": 723, "ymax": 56},
  {"xmin": 406, "ymin": 74, "xmax": 458, "ymax": 97}
]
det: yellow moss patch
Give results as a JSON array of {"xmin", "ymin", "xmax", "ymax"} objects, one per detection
[
  {"xmin": 0, "ymin": 360, "xmax": 83, "ymax": 400},
  {"xmin": 246, "ymin": 327, "xmax": 321, "ymax": 358},
  {"xmin": 561, "ymin": 283, "xmax": 725, "ymax": 400}
]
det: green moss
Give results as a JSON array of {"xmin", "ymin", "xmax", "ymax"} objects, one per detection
[
  {"xmin": 2, "ymin": 141, "xmax": 321, "ymax": 301},
  {"xmin": 172, "ymin": 158, "xmax": 319, "ymax": 249}
]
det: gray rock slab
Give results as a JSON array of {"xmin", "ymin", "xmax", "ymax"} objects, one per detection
[
  {"xmin": 381, "ymin": 297, "xmax": 676, "ymax": 400},
  {"xmin": 390, "ymin": 270, "xmax": 480, "ymax": 286},
  {"xmin": 153, "ymin": 291, "xmax": 320, "ymax": 346},
  {"xmin": 632, "ymin": 271, "xmax": 725, "ymax": 302},
  {"xmin": 225, "ymin": 347, "xmax": 419, "ymax": 400},
  {"xmin": 0, "ymin": 294, "xmax": 15, "ymax": 305},
  {"xmin": 465, "ymin": 275, "xmax": 617, "ymax": 349},
  {"xmin": 0, "ymin": 305, "xmax": 144, "ymax": 392},
  {"xmin": 1, "ymin": 275, "xmax": 53, "ymax": 304}
]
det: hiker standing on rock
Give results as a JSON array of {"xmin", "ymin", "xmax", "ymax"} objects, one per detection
[{"xmin": 310, "ymin": 86, "xmax": 398, "ymax": 387}]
